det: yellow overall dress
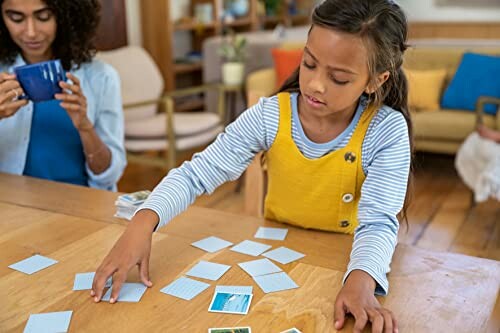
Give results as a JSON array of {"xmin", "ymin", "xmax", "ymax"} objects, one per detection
[{"xmin": 264, "ymin": 93, "xmax": 377, "ymax": 234}]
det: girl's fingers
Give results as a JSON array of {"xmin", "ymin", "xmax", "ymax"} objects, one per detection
[
  {"xmin": 351, "ymin": 307, "xmax": 369, "ymax": 333},
  {"xmin": 367, "ymin": 308, "xmax": 384, "ymax": 333},
  {"xmin": 92, "ymin": 264, "xmax": 116, "ymax": 302},
  {"xmin": 333, "ymin": 298, "xmax": 347, "ymax": 330}
]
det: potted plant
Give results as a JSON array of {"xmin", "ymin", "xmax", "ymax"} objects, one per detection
[
  {"xmin": 218, "ymin": 30, "xmax": 247, "ymax": 85},
  {"xmin": 261, "ymin": 0, "xmax": 280, "ymax": 17}
]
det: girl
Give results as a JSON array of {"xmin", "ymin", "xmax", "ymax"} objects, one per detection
[
  {"xmin": 0, "ymin": 0, "xmax": 126, "ymax": 190},
  {"xmin": 93, "ymin": 0, "xmax": 412, "ymax": 332}
]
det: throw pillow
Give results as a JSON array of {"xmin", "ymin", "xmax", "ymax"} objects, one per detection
[
  {"xmin": 441, "ymin": 52, "xmax": 500, "ymax": 115},
  {"xmin": 405, "ymin": 68, "xmax": 448, "ymax": 111},
  {"xmin": 271, "ymin": 48, "xmax": 303, "ymax": 88}
]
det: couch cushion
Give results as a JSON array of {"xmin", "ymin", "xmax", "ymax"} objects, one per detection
[
  {"xmin": 125, "ymin": 125, "xmax": 224, "ymax": 152},
  {"xmin": 405, "ymin": 68, "xmax": 447, "ymax": 111},
  {"xmin": 271, "ymin": 48, "xmax": 303, "ymax": 88},
  {"xmin": 413, "ymin": 109, "xmax": 497, "ymax": 141},
  {"xmin": 441, "ymin": 53, "xmax": 500, "ymax": 115}
]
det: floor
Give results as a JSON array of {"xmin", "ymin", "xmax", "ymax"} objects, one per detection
[{"xmin": 117, "ymin": 152, "xmax": 500, "ymax": 331}]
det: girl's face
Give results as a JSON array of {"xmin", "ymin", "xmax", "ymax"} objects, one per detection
[
  {"xmin": 299, "ymin": 25, "xmax": 388, "ymax": 118},
  {"xmin": 1, "ymin": 0, "xmax": 56, "ymax": 64}
]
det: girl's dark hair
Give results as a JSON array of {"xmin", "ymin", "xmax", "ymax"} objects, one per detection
[
  {"xmin": 0, "ymin": 0, "xmax": 101, "ymax": 70},
  {"xmin": 279, "ymin": 0, "xmax": 414, "ymax": 227}
]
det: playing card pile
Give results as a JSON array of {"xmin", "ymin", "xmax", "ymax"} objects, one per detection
[{"xmin": 114, "ymin": 190, "xmax": 151, "ymax": 220}]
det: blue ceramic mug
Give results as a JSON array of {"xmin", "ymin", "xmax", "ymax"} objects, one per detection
[{"xmin": 14, "ymin": 59, "xmax": 65, "ymax": 102}]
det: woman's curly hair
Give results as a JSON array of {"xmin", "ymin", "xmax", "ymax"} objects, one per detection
[{"xmin": 0, "ymin": 0, "xmax": 101, "ymax": 70}]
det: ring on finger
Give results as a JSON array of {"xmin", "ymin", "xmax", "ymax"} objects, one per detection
[{"xmin": 12, "ymin": 89, "xmax": 19, "ymax": 99}]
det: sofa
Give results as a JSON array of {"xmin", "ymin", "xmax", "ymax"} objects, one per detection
[{"xmin": 245, "ymin": 45, "xmax": 500, "ymax": 155}]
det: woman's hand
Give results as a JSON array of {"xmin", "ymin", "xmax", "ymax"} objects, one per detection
[
  {"xmin": 91, "ymin": 209, "xmax": 158, "ymax": 303},
  {"xmin": 55, "ymin": 72, "xmax": 93, "ymax": 131},
  {"xmin": 0, "ymin": 72, "xmax": 28, "ymax": 119},
  {"xmin": 334, "ymin": 270, "xmax": 398, "ymax": 333}
]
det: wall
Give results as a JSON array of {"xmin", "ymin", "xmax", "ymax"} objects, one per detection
[
  {"xmin": 125, "ymin": 0, "xmax": 142, "ymax": 45},
  {"xmin": 399, "ymin": 0, "xmax": 500, "ymax": 22}
]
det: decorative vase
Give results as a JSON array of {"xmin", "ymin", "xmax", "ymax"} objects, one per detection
[
  {"xmin": 231, "ymin": 0, "xmax": 249, "ymax": 17},
  {"xmin": 222, "ymin": 62, "xmax": 245, "ymax": 85}
]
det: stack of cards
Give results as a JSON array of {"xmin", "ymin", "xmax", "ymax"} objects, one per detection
[{"xmin": 114, "ymin": 190, "xmax": 151, "ymax": 220}]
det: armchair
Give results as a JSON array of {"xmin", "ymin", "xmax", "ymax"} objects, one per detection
[{"xmin": 96, "ymin": 46, "xmax": 226, "ymax": 170}]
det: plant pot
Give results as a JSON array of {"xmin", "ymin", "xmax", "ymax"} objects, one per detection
[{"xmin": 222, "ymin": 62, "xmax": 245, "ymax": 85}]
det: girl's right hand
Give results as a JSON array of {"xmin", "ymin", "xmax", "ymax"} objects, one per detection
[
  {"xmin": 0, "ymin": 72, "xmax": 28, "ymax": 119},
  {"xmin": 91, "ymin": 209, "xmax": 159, "ymax": 303}
]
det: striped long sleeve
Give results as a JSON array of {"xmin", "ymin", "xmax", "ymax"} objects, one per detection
[{"xmin": 140, "ymin": 93, "xmax": 411, "ymax": 295}]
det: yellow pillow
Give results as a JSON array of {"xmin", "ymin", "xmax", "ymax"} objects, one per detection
[{"xmin": 404, "ymin": 68, "xmax": 448, "ymax": 111}]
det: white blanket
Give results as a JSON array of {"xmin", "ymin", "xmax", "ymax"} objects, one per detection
[{"xmin": 455, "ymin": 132, "xmax": 500, "ymax": 202}]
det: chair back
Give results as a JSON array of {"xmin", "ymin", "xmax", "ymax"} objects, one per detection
[{"xmin": 96, "ymin": 46, "xmax": 164, "ymax": 121}]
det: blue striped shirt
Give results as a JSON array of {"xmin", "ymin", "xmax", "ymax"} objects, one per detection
[{"xmin": 141, "ymin": 93, "xmax": 411, "ymax": 295}]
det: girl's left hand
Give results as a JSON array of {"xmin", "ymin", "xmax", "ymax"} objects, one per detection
[
  {"xmin": 334, "ymin": 270, "xmax": 398, "ymax": 333},
  {"xmin": 55, "ymin": 72, "xmax": 93, "ymax": 131}
]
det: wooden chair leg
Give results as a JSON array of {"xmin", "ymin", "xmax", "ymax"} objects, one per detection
[
  {"xmin": 244, "ymin": 153, "xmax": 266, "ymax": 217},
  {"xmin": 167, "ymin": 149, "xmax": 176, "ymax": 171},
  {"xmin": 470, "ymin": 190, "xmax": 476, "ymax": 208}
]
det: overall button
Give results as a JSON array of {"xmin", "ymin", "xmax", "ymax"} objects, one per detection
[
  {"xmin": 342, "ymin": 193, "xmax": 354, "ymax": 203},
  {"xmin": 339, "ymin": 220, "xmax": 350, "ymax": 228},
  {"xmin": 344, "ymin": 152, "xmax": 356, "ymax": 163}
]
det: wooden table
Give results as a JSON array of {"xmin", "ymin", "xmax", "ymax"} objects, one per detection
[{"xmin": 1, "ymin": 174, "xmax": 499, "ymax": 332}]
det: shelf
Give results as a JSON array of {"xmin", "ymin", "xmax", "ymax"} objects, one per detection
[
  {"xmin": 224, "ymin": 17, "xmax": 252, "ymax": 28},
  {"xmin": 140, "ymin": 0, "xmax": 317, "ymax": 92},
  {"xmin": 261, "ymin": 15, "xmax": 284, "ymax": 25},
  {"xmin": 174, "ymin": 62, "xmax": 203, "ymax": 74},
  {"xmin": 290, "ymin": 14, "xmax": 310, "ymax": 24},
  {"xmin": 174, "ymin": 20, "xmax": 217, "ymax": 31}
]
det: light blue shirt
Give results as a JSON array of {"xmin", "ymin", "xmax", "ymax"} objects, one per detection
[{"xmin": 0, "ymin": 55, "xmax": 126, "ymax": 190}]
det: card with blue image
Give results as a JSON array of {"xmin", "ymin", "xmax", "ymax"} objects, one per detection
[
  {"xmin": 238, "ymin": 258, "xmax": 282, "ymax": 277},
  {"xmin": 191, "ymin": 236, "xmax": 233, "ymax": 253},
  {"xmin": 280, "ymin": 328, "xmax": 303, "ymax": 333},
  {"xmin": 160, "ymin": 276, "xmax": 210, "ymax": 301},
  {"xmin": 262, "ymin": 246, "xmax": 305, "ymax": 265},
  {"xmin": 9, "ymin": 254, "xmax": 58, "ymax": 275},
  {"xmin": 186, "ymin": 260, "xmax": 231, "ymax": 281},
  {"xmin": 23, "ymin": 310, "xmax": 72, "ymax": 333},
  {"xmin": 254, "ymin": 227, "xmax": 288, "ymax": 240},
  {"xmin": 230, "ymin": 240, "xmax": 272, "ymax": 256},
  {"xmin": 208, "ymin": 292, "xmax": 253, "ymax": 315}
]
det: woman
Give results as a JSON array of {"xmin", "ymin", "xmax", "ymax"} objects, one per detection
[{"xmin": 0, "ymin": 0, "xmax": 126, "ymax": 190}]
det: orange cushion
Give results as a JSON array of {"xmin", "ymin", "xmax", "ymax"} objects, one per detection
[{"xmin": 271, "ymin": 48, "xmax": 303, "ymax": 88}]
